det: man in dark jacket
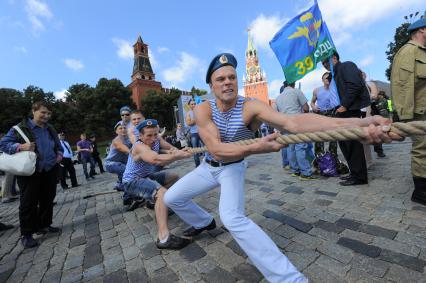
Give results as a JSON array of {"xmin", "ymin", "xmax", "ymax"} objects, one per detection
[{"xmin": 322, "ymin": 52, "xmax": 371, "ymax": 186}]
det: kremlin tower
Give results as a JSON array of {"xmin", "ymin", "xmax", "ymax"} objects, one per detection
[{"xmin": 243, "ymin": 30, "xmax": 269, "ymax": 105}]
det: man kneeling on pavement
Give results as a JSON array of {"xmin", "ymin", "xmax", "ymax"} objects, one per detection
[{"xmin": 122, "ymin": 119, "xmax": 193, "ymax": 249}]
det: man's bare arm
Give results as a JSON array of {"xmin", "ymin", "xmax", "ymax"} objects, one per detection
[{"xmin": 133, "ymin": 143, "xmax": 190, "ymax": 166}]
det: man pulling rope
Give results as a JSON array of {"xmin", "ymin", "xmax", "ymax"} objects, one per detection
[{"xmin": 163, "ymin": 53, "xmax": 404, "ymax": 283}]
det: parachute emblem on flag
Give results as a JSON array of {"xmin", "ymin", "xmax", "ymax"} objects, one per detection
[{"xmin": 288, "ymin": 12, "xmax": 322, "ymax": 47}]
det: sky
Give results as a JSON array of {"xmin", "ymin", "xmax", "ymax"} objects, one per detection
[{"xmin": 0, "ymin": 0, "xmax": 424, "ymax": 102}]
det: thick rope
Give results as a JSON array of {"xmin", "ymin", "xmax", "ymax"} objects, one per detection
[{"xmin": 186, "ymin": 121, "xmax": 426, "ymax": 154}]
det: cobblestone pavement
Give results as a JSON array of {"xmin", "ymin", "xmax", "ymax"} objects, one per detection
[{"xmin": 0, "ymin": 140, "xmax": 426, "ymax": 283}]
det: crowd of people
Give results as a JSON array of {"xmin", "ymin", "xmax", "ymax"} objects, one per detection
[{"xmin": 0, "ymin": 16, "xmax": 424, "ymax": 283}]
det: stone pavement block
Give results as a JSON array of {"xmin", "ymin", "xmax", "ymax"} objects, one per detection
[
  {"xmin": 292, "ymin": 232, "xmax": 323, "ymax": 249},
  {"xmin": 315, "ymin": 255, "xmax": 351, "ymax": 278},
  {"xmin": 304, "ymin": 263, "xmax": 342, "ymax": 283},
  {"xmin": 268, "ymin": 233, "xmax": 292, "ymax": 249},
  {"xmin": 337, "ymin": 237, "xmax": 381, "ymax": 258},
  {"xmin": 313, "ymin": 220, "xmax": 345, "ymax": 234},
  {"xmin": 0, "ymin": 268, "xmax": 13, "ymax": 283},
  {"xmin": 60, "ymin": 266, "xmax": 83, "ymax": 283},
  {"xmin": 263, "ymin": 210, "xmax": 288, "ymax": 223},
  {"xmin": 359, "ymin": 224, "xmax": 397, "ymax": 240},
  {"xmin": 351, "ymin": 254, "xmax": 389, "ymax": 278},
  {"xmin": 176, "ymin": 264, "xmax": 202, "ymax": 283},
  {"xmin": 232, "ymin": 263, "xmax": 263, "ymax": 283},
  {"xmin": 315, "ymin": 190, "xmax": 338, "ymax": 197},
  {"xmin": 41, "ymin": 270, "xmax": 62, "ymax": 283},
  {"xmin": 266, "ymin": 199, "xmax": 284, "ymax": 206},
  {"xmin": 202, "ymin": 266, "xmax": 236, "ymax": 283},
  {"xmin": 127, "ymin": 268, "xmax": 148, "ymax": 283},
  {"xmin": 193, "ymin": 256, "xmax": 218, "ymax": 274},
  {"xmin": 150, "ymin": 267, "xmax": 179, "ymax": 283},
  {"xmin": 204, "ymin": 242, "xmax": 244, "ymax": 272},
  {"xmin": 340, "ymin": 229, "xmax": 374, "ymax": 244},
  {"xmin": 372, "ymin": 237, "xmax": 419, "ymax": 257},
  {"xmin": 143, "ymin": 255, "xmax": 166, "ymax": 274},
  {"xmin": 225, "ymin": 240, "xmax": 246, "ymax": 258},
  {"xmin": 345, "ymin": 268, "xmax": 384, "ymax": 283},
  {"xmin": 82, "ymin": 264, "xmax": 104, "ymax": 282},
  {"xmin": 395, "ymin": 231, "xmax": 426, "ymax": 248},
  {"xmin": 286, "ymin": 251, "xmax": 317, "ymax": 271},
  {"xmin": 179, "ymin": 242, "xmax": 207, "ymax": 262},
  {"xmin": 335, "ymin": 218, "xmax": 362, "ymax": 231},
  {"xmin": 207, "ymin": 227, "xmax": 225, "ymax": 238},
  {"xmin": 274, "ymin": 224, "xmax": 298, "ymax": 239},
  {"xmin": 385, "ymin": 264, "xmax": 426, "ymax": 283},
  {"xmin": 258, "ymin": 217, "xmax": 282, "ymax": 231},
  {"xmin": 379, "ymin": 249, "xmax": 426, "ymax": 272},
  {"xmin": 140, "ymin": 242, "xmax": 160, "ymax": 260},
  {"xmin": 103, "ymin": 255, "xmax": 125, "ymax": 274},
  {"xmin": 260, "ymin": 187, "xmax": 273, "ymax": 193},
  {"xmin": 283, "ymin": 186, "xmax": 304, "ymax": 195},
  {"xmin": 103, "ymin": 269, "xmax": 128, "ymax": 283},
  {"xmin": 313, "ymin": 199, "xmax": 333, "ymax": 206},
  {"xmin": 317, "ymin": 241, "xmax": 354, "ymax": 264},
  {"xmin": 64, "ymin": 254, "xmax": 83, "ymax": 270},
  {"xmin": 122, "ymin": 246, "xmax": 139, "ymax": 261},
  {"xmin": 285, "ymin": 216, "xmax": 313, "ymax": 233},
  {"xmin": 308, "ymin": 227, "xmax": 339, "ymax": 242}
]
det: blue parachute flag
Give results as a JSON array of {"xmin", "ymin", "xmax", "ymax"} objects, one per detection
[{"xmin": 269, "ymin": 2, "xmax": 336, "ymax": 83}]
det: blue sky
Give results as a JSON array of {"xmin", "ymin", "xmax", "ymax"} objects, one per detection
[{"xmin": 0, "ymin": 0, "xmax": 424, "ymax": 101}]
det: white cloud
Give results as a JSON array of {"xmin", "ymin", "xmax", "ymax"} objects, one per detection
[
  {"xmin": 162, "ymin": 52, "xmax": 201, "ymax": 86},
  {"xmin": 320, "ymin": 0, "xmax": 423, "ymax": 31},
  {"xmin": 64, "ymin": 58, "xmax": 84, "ymax": 71},
  {"xmin": 359, "ymin": 54, "xmax": 374, "ymax": 67},
  {"xmin": 25, "ymin": 0, "xmax": 53, "ymax": 35},
  {"xmin": 54, "ymin": 89, "xmax": 69, "ymax": 100},
  {"xmin": 268, "ymin": 79, "xmax": 284, "ymax": 99},
  {"xmin": 157, "ymin": 47, "xmax": 169, "ymax": 54},
  {"xmin": 249, "ymin": 14, "xmax": 287, "ymax": 50},
  {"xmin": 14, "ymin": 46, "xmax": 27, "ymax": 53},
  {"xmin": 112, "ymin": 38, "xmax": 133, "ymax": 60}
]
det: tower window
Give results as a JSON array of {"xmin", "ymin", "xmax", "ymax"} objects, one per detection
[{"xmin": 142, "ymin": 75, "xmax": 145, "ymax": 80}]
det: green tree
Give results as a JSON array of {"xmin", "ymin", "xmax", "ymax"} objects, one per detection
[
  {"xmin": 0, "ymin": 88, "xmax": 28, "ymax": 133},
  {"xmin": 23, "ymin": 85, "xmax": 56, "ymax": 105},
  {"xmin": 190, "ymin": 86, "xmax": 208, "ymax": 96},
  {"xmin": 385, "ymin": 22, "xmax": 410, "ymax": 80},
  {"xmin": 140, "ymin": 89, "xmax": 181, "ymax": 130}
]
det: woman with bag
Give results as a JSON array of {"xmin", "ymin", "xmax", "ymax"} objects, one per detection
[{"xmin": 0, "ymin": 101, "xmax": 63, "ymax": 248}]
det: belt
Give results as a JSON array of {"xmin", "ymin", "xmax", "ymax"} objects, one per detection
[{"xmin": 205, "ymin": 159, "xmax": 244, "ymax": 167}]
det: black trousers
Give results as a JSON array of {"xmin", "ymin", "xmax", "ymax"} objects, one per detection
[
  {"xmin": 336, "ymin": 110, "xmax": 368, "ymax": 182},
  {"xmin": 17, "ymin": 166, "xmax": 58, "ymax": 236},
  {"xmin": 93, "ymin": 155, "xmax": 105, "ymax": 173},
  {"xmin": 60, "ymin": 157, "xmax": 78, "ymax": 187}
]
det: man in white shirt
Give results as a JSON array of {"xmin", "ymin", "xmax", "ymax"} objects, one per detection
[{"xmin": 58, "ymin": 132, "xmax": 79, "ymax": 189}]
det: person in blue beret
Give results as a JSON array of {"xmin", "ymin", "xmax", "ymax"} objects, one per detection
[
  {"xmin": 164, "ymin": 52, "xmax": 403, "ymax": 282},
  {"xmin": 391, "ymin": 15, "xmax": 426, "ymax": 205},
  {"xmin": 121, "ymin": 119, "xmax": 192, "ymax": 249},
  {"xmin": 119, "ymin": 106, "xmax": 132, "ymax": 129}
]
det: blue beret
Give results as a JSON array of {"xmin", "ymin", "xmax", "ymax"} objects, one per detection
[
  {"xmin": 205, "ymin": 53, "xmax": 238, "ymax": 83},
  {"xmin": 120, "ymin": 106, "xmax": 131, "ymax": 114},
  {"xmin": 408, "ymin": 18, "xmax": 426, "ymax": 32},
  {"xmin": 114, "ymin": 121, "xmax": 124, "ymax": 130},
  {"xmin": 136, "ymin": 119, "xmax": 158, "ymax": 132}
]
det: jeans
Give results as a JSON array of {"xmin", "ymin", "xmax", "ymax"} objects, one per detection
[
  {"xmin": 190, "ymin": 133, "xmax": 203, "ymax": 167},
  {"xmin": 105, "ymin": 161, "xmax": 130, "ymax": 201},
  {"xmin": 81, "ymin": 156, "xmax": 95, "ymax": 179},
  {"xmin": 281, "ymin": 147, "xmax": 289, "ymax": 167},
  {"xmin": 164, "ymin": 161, "xmax": 307, "ymax": 283},
  {"xmin": 288, "ymin": 143, "xmax": 312, "ymax": 176}
]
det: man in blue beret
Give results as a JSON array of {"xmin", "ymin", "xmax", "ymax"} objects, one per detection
[
  {"xmin": 121, "ymin": 119, "xmax": 192, "ymax": 249},
  {"xmin": 164, "ymin": 53, "xmax": 402, "ymax": 282},
  {"xmin": 391, "ymin": 15, "xmax": 426, "ymax": 205}
]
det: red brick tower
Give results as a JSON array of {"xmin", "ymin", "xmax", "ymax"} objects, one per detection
[
  {"xmin": 243, "ymin": 30, "xmax": 269, "ymax": 104},
  {"xmin": 128, "ymin": 35, "xmax": 162, "ymax": 109}
]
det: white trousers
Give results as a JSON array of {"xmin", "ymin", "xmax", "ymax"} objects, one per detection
[{"xmin": 164, "ymin": 160, "xmax": 307, "ymax": 283}]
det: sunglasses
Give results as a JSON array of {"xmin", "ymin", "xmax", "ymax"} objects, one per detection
[{"xmin": 121, "ymin": 113, "xmax": 130, "ymax": 116}]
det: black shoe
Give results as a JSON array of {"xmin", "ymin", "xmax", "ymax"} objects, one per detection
[
  {"xmin": 37, "ymin": 226, "xmax": 61, "ymax": 235},
  {"xmin": 90, "ymin": 176, "xmax": 95, "ymax": 179},
  {"xmin": 339, "ymin": 179, "xmax": 368, "ymax": 186},
  {"xmin": 146, "ymin": 200, "xmax": 155, "ymax": 210},
  {"xmin": 411, "ymin": 194, "xmax": 426, "ymax": 206},
  {"xmin": 126, "ymin": 199, "xmax": 145, "ymax": 211},
  {"xmin": 156, "ymin": 234, "xmax": 191, "ymax": 250},
  {"xmin": 377, "ymin": 152, "xmax": 386, "ymax": 158},
  {"xmin": 61, "ymin": 185, "xmax": 69, "ymax": 190},
  {"xmin": 123, "ymin": 198, "xmax": 132, "ymax": 206},
  {"xmin": 183, "ymin": 219, "xmax": 216, "ymax": 237},
  {"xmin": 72, "ymin": 184, "xmax": 81, "ymax": 188},
  {"xmin": 339, "ymin": 175, "xmax": 353, "ymax": 181},
  {"xmin": 0, "ymin": 222, "xmax": 13, "ymax": 231},
  {"xmin": 21, "ymin": 235, "xmax": 39, "ymax": 248}
]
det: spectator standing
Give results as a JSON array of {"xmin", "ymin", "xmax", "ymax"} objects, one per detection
[
  {"xmin": 1, "ymin": 173, "xmax": 18, "ymax": 203},
  {"xmin": 58, "ymin": 132, "xmax": 79, "ymax": 189},
  {"xmin": 77, "ymin": 133, "xmax": 96, "ymax": 180},
  {"xmin": 391, "ymin": 17, "xmax": 426, "ymax": 205},
  {"xmin": 370, "ymin": 91, "xmax": 389, "ymax": 158},
  {"xmin": 0, "ymin": 101, "xmax": 63, "ymax": 248},
  {"xmin": 275, "ymin": 81, "xmax": 316, "ymax": 180},
  {"xmin": 322, "ymin": 52, "xmax": 371, "ymax": 186},
  {"xmin": 89, "ymin": 134, "xmax": 105, "ymax": 174},
  {"xmin": 175, "ymin": 123, "xmax": 188, "ymax": 148},
  {"xmin": 310, "ymin": 72, "xmax": 339, "ymax": 157},
  {"xmin": 186, "ymin": 99, "xmax": 203, "ymax": 167}
]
